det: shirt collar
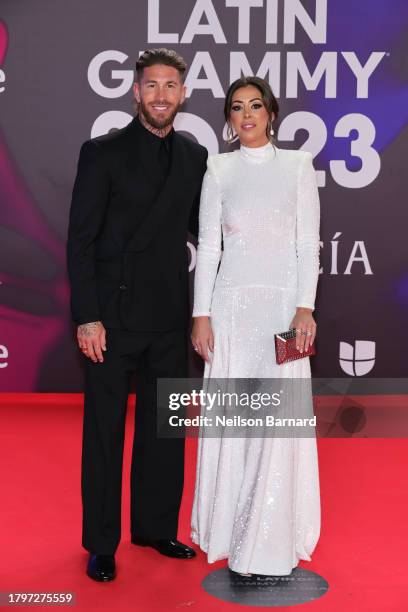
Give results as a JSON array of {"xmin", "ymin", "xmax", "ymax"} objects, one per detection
[{"xmin": 134, "ymin": 114, "xmax": 174, "ymax": 148}]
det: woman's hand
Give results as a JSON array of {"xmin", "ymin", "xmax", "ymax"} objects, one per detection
[
  {"xmin": 191, "ymin": 316, "xmax": 214, "ymax": 363},
  {"xmin": 289, "ymin": 307, "xmax": 317, "ymax": 353}
]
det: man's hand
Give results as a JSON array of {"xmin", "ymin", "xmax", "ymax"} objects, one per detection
[{"xmin": 77, "ymin": 321, "xmax": 107, "ymax": 363}]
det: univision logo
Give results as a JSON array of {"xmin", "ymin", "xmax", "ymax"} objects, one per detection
[{"xmin": 339, "ymin": 341, "xmax": 376, "ymax": 376}]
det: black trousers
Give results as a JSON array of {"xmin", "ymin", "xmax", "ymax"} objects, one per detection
[{"xmin": 81, "ymin": 327, "xmax": 188, "ymax": 555}]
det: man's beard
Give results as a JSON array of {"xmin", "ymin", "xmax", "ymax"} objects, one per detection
[{"xmin": 139, "ymin": 98, "xmax": 180, "ymax": 130}]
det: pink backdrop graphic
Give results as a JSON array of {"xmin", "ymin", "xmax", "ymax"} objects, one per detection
[{"xmin": 0, "ymin": 19, "xmax": 69, "ymax": 390}]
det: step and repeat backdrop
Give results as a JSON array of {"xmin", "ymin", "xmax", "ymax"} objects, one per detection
[{"xmin": 0, "ymin": 0, "xmax": 407, "ymax": 391}]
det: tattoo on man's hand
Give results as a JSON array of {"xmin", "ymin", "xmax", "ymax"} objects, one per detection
[{"xmin": 78, "ymin": 321, "xmax": 102, "ymax": 337}]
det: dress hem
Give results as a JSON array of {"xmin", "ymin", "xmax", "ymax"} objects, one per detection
[{"xmin": 191, "ymin": 531, "xmax": 312, "ymax": 576}]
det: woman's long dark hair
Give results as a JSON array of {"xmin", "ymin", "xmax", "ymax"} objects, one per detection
[{"xmin": 224, "ymin": 76, "xmax": 279, "ymax": 144}]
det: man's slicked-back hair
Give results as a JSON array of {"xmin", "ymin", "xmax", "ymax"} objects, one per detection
[{"xmin": 136, "ymin": 48, "xmax": 187, "ymax": 82}]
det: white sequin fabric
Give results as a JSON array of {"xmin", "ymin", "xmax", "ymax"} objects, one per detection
[{"xmin": 190, "ymin": 141, "xmax": 321, "ymax": 575}]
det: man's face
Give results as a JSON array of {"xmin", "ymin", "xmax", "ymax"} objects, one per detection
[{"xmin": 133, "ymin": 64, "xmax": 186, "ymax": 129}]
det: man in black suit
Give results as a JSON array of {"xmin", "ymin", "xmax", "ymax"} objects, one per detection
[{"xmin": 66, "ymin": 48, "xmax": 208, "ymax": 582}]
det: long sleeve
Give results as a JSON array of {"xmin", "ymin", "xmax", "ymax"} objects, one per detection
[
  {"xmin": 295, "ymin": 152, "xmax": 321, "ymax": 310},
  {"xmin": 66, "ymin": 140, "xmax": 110, "ymax": 325},
  {"xmin": 192, "ymin": 156, "xmax": 222, "ymax": 317}
]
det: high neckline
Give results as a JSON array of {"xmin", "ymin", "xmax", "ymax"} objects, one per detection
[{"xmin": 239, "ymin": 140, "xmax": 276, "ymax": 162}]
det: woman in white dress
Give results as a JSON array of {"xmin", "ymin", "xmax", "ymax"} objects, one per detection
[{"xmin": 190, "ymin": 76, "xmax": 321, "ymax": 577}]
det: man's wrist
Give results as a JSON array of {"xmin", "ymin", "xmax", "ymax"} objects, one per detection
[
  {"xmin": 76, "ymin": 318, "xmax": 102, "ymax": 326},
  {"xmin": 78, "ymin": 321, "xmax": 103, "ymax": 332}
]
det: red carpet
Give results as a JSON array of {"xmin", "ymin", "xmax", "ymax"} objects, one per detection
[{"xmin": 0, "ymin": 393, "xmax": 407, "ymax": 611}]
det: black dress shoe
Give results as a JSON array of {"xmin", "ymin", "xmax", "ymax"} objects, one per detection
[
  {"xmin": 86, "ymin": 554, "xmax": 116, "ymax": 581},
  {"xmin": 131, "ymin": 536, "xmax": 196, "ymax": 559}
]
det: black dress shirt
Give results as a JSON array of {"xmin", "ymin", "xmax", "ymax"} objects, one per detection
[{"xmin": 133, "ymin": 115, "xmax": 173, "ymax": 197}]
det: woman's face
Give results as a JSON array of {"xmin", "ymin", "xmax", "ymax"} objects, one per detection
[{"xmin": 228, "ymin": 85, "xmax": 274, "ymax": 147}]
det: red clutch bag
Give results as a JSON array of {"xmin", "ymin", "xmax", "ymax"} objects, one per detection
[{"xmin": 274, "ymin": 328, "xmax": 316, "ymax": 364}]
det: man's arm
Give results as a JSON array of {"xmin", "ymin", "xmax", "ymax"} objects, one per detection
[
  {"xmin": 67, "ymin": 140, "xmax": 110, "ymax": 363},
  {"xmin": 66, "ymin": 139, "xmax": 110, "ymax": 325}
]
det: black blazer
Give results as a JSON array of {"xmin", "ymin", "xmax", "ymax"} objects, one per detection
[{"xmin": 66, "ymin": 117, "xmax": 208, "ymax": 330}]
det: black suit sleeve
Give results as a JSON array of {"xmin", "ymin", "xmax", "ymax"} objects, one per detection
[
  {"xmin": 188, "ymin": 148, "xmax": 208, "ymax": 238},
  {"xmin": 66, "ymin": 140, "xmax": 110, "ymax": 325}
]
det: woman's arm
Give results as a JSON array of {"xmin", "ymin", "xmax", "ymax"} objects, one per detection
[
  {"xmin": 295, "ymin": 152, "xmax": 320, "ymax": 311},
  {"xmin": 192, "ymin": 156, "xmax": 222, "ymax": 317},
  {"xmin": 191, "ymin": 156, "xmax": 222, "ymax": 362},
  {"xmin": 290, "ymin": 152, "xmax": 320, "ymax": 352}
]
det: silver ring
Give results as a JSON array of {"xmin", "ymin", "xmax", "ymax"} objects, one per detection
[
  {"xmin": 306, "ymin": 331, "xmax": 313, "ymax": 336},
  {"xmin": 193, "ymin": 347, "xmax": 199, "ymax": 351}
]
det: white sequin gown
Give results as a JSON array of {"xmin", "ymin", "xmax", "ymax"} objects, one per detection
[{"xmin": 190, "ymin": 141, "xmax": 321, "ymax": 576}]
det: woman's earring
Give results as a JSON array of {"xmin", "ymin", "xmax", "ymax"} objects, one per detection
[
  {"xmin": 226, "ymin": 123, "xmax": 239, "ymax": 144},
  {"xmin": 270, "ymin": 124, "xmax": 275, "ymax": 136}
]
